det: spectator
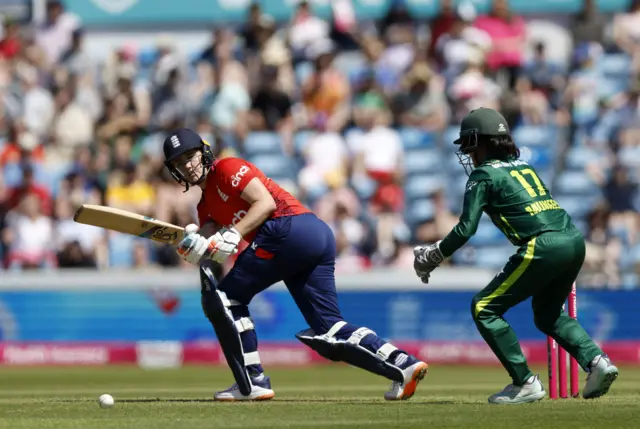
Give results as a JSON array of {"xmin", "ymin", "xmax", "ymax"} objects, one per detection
[
  {"xmin": 17, "ymin": 63, "xmax": 55, "ymax": 140},
  {"xmin": 517, "ymin": 42, "xmax": 565, "ymax": 110},
  {"xmin": 563, "ymin": 42, "xmax": 603, "ymax": 131},
  {"xmin": 2, "ymin": 194, "xmax": 56, "ymax": 270},
  {"xmin": 288, "ymin": 1, "xmax": 330, "ymax": 61},
  {"xmin": 298, "ymin": 115, "xmax": 349, "ymax": 201},
  {"xmin": 391, "ymin": 62, "xmax": 449, "ymax": 131},
  {"xmin": 54, "ymin": 198, "xmax": 103, "ymax": 268},
  {"xmin": 105, "ymin": 163, "xmax": 155, "ymax": 216},
  {"xmin": 60, "ymin": 28, "xmax": 92, "ymax": 77},
  {"xmin": 302, "ymin": 39, "xmax": 350, "ymax": 132},
  {"xmin": 50, "ymin": 83, "xmax": 94, "ymax": 164},
  {"xmin": 604, "ymin": 166, "xmax": 638, "ymax": 246},
  {"xmin": 582, "ymin": 203, "xmax": 623, "ymax": 288},
  {"xmin": 434, "ymin": 3, "xmax": 490, "ymax": 76},
  {"xmin": 248, "ymin": 65, "xmax": 294, "ymax": 152},
  {"xmin": 448, "ymin": 52, "xmax": 501, "ymax": 122},
  {"xmin": 35, "ymin": 0, "xmax": 81, "ymax": 67},
  {"xmin": 612, "ymin": 0, "xmax": 640, "ymax": 57},
  {"xmin": 3, "ymin": 164, "xmax": 52, "ymax": 216},
  {"xmin": 0, "ymin": 18, "xmax": 21, "ymax": 60},
  {"xmin": 240, "ymin": 3, "xmax": 264, "ymax": 55},
  {"xmin": 570, "ymin": 0, "xmax": 607, "ymax": 46},
  {"xmin": 474, "ymin": 0, "xmax": 527, "ymax": 89},
  {"xmin": 0, "ymin": 128, "xmax": 45, "ymax": 167},
  {"xmin": 428, "ymin": 0, "xmax": 457, "ymax": 61}
]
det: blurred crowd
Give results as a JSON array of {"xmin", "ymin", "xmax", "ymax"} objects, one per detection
[{"xmin": 0, "ymin": 0, "xmax": 639, "ymax": 288}]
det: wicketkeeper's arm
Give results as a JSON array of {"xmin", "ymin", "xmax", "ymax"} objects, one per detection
[{"xmin": 439, "ymin": 179, "xmax": 489, "ymax": 258}]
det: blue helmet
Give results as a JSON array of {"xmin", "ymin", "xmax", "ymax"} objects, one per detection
[{"xmin": 163, "ymin": 128, "xmax": 214, "ymax": 191}]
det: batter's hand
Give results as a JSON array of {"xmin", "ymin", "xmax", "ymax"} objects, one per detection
[
  {"xmin": 208, "ymin": 227, "xmax": 242, "ymax": 264},
  {"xmin": 177, "ymin": 224, "xmax": 216, "ymax": 265}
]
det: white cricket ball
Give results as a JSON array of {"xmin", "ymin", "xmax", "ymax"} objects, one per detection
[{"xmin": 98, "ymin": 394, "xmax": 115, "ymax": 408}]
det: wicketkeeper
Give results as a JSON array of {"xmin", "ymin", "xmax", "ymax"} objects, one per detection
[
  {"xmin": 163, "ymin": 128, "xmax": 428, "ymax": 401},
  {"xmin": 413, "ymin": 108, "xmax": 619, "ymax": 404}
]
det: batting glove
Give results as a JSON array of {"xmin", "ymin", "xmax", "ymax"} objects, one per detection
[
  {"xmin": 413, "ymin": 241, "xmax": 444, "ymax": 284},
  {"xmin": 208, "ymin": 227, "xmax": 242, "ymax": 264},
  {"xmin": 177, "ymin": 224, "xmax": 216, "ymax": 265}
]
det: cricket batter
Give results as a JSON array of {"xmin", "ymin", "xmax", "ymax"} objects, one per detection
[
  {"xmin": 163, "ymin": 128, "xmax": 428, "ymax": 401},
  {"xmin": 412, "ymin": 108, "xmax": 619, "ymax": 404}
]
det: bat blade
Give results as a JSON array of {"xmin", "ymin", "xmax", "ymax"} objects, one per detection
[{"xmin": 74, "ymin": 204, "xmax": 185, "ymax": 244}]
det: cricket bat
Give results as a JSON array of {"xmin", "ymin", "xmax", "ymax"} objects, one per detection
[{"xmin": 73, "ymin": 204, "xmax": 185, "ymax": 245}]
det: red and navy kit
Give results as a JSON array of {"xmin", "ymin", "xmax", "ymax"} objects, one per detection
[{"xmin": 197, "ymin": 157, "xmax": 310, "ymax": 243}]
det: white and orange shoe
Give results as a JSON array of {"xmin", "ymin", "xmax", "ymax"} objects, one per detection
[
  {"xmin": 214, "ymin": 374, "xmax": 275, "ymax": 402},
  {"xmin": 384, "ymin": 359, "xmax": 429, "ymax": 401}
]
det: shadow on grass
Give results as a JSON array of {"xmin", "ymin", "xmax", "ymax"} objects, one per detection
[{"xmin": 54, "ymin": 398, "xmax": 469, "ymax": 405}]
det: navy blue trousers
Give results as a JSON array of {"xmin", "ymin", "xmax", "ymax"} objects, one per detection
[{"xmin": 216, "ymin": 213, "xmax": 388, "ymax": 375}]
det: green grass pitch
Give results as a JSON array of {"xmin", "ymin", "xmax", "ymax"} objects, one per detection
[{"xmin": 0, "ymin": 365, "xmax": 638, "ymax": 428}]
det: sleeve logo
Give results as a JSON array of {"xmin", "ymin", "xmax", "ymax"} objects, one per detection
[
  {"xmin": 231, "ymin": 165, "xmax": 250, "ymax": 187},
  {"xmin": 466, "ymin": 181, "xmax": 478, "ymax": 192}
]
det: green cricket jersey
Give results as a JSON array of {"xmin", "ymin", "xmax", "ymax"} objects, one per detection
[{"xmin": 439, "ymin": 158, "xmax": 575, "ymax": 258}]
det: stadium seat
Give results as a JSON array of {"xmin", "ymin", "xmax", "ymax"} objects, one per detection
[
  {"xmin": 473, "ymin": 246, "xmax": 514, "ymax": 270},
  {"xmin": 398, "ymin": 128, "xmax": 437, "ymax": 149},
  {"xmin": 555, "ymin": 194, "xmax": 601, "ymax": 218},
  {"xmin": 468, "ymin": 218, "xmax": 510, "ymax": 246},
  {"xmin": 523, "ymin": 146, "xmax": 553, "ymax": 169},
  {"xmin": 565, "ymin": 147, "xmax": 603, "ymax": 170},
  {"xmin": 598, "ymin": 54, "xmax": 632, "ymax": 79},
  {"xmin": 405, "ymin": 198, "xmax": 435, "ymax": 225},
  {"xmin": 512, "ymin": 126, "xmax": 555, "ymax": 147},
  {"xmin": 244, "ymin": 132, "xmax": 283, "ymax": 156},
  {"xmin": 2, "ymin": 163, "xmax": 23, "ymax": 187},
  {"xmin": 404, "ymin": 174, "xmax": 446, "ymax": 199},
  {"xmin": 618, "ymin": 146, "xmax": 640, "ymax": 168},
  {"xmin": 442, "ymin": 126, "xmax": 461, "ymax": 151},
  {"xmin": 248, "ymin": 155, "xmax": 295, "ymax": 179},
  {"xmin": 108, "ymin": 234, "xmax": 135, "ymax": 268},
  {"xmin": 597, "ymin": 78, "xmax": 627, "ymax": 101},
  {"xmin": 554, "ymin": 171, "xmax": 600, "ymax": 195},
  {"xmin": 294, "ymin": 131, "xmax": 314, "ymax": 155},
  {"xmin": 404, "ymin": 149, "xmax": 443, "ymax": 174}
]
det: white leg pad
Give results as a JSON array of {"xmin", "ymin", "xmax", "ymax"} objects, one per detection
[{"xmin": 244, "ymin": 351, "xmax": 261, "ymax": 366}]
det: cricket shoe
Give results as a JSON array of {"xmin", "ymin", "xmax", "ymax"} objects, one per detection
[
  {"xmin": 583, "ymin": 354, "xmax": 619, "ymax": 399},
  {"xmin": 488, "ymin": 374, "xmax": 546, "ymax": 404},
  {"xmin": 384, "ymin": 355, "xmax": 429, "ymax": 401},
  {"xmin": 214, "ymin": 374, "xmax": 275, "ymax": 402}
]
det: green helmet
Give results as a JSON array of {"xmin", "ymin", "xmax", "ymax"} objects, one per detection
[{"xmin": 454, "ymin": 108, "xmax": 511, "ymax": 175}]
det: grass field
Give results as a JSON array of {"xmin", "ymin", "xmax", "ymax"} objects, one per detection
[{"xmin": 0, "ymin": 365, "xmax": 637, "ymax": 429}]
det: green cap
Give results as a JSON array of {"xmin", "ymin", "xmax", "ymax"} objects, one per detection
[{"xmin": 454, "ymin": 108, "xmax": 510, "ymax": 145}]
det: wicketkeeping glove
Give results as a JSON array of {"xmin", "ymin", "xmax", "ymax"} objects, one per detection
[{"xmin": 413, "ymin": 240, "xmax": 444, "ymax": 284}]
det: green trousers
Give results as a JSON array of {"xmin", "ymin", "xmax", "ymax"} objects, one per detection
[{"xmin": 471, "ymin": 228, "xmax": 603, "ymax": 386}]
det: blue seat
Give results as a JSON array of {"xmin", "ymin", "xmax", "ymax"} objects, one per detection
[
  {"xmin": 618, "ymin": 147, "xmax": 640, "ymax": 168},
  {"xmin": 555, "ymin": 195, "xmax": 600, "ymax": 218},
  {"xmin": 597, "ymin": 78, "xmax": 627, "ymax": 100},
  {"xmin": 442, "ymin": 126, "xmax": 461, "ymax": 151},
  {"xmin": 524, "ymin": 146, "xmax": 553, "ymax": 169},
  {"xmin": 598, "ymin": 54, "xmax": 632, "ymax": 78},
  {"xmin": 512, "ymin": 126, "xmax": 555, "ymax": 147},
  {"xmin": 244, "ymin": 132, "xmax": 283, "ymax": 156},
  {"xmin": 473, "ymin": 246, "xmax": 514, "ymax": 270},
  {"xmin": 294, "ymin": 131, "xmax": 314, "ymax": 155},
  {"xmin": 404, "ymin": 174, "xmax": 446, "ymax": 199},
  {"xmin": 3, "ymin": 163, "xmax": 23, "ymax": 187},
  {"xmin": 404, "ymin": 149, "xmax": 443, "ymax": 174},
  {"xmin": 554, "ymin": 171, "xmax": 599, "ymax": 195},
  {"xmin": 405, "ymin": 199, "xmax": 435, "ymax": 225},
  {"xmin": 398, "ymin": 128, "xmax": 437, "ymax": 149},
  {"xmin": 248, "ymin": 155, "xmax": 294, "ymax": 178},
  {"xmin": 565, "ymin": 147, "xmax": 603, "ymax": 170},
  {"xmin": 468, "ymin": 219, "xmax": 510, "ymax": 246},
  {"xmin": 108, "ymin": 233, "xmax": 135, "ymax": 268}
]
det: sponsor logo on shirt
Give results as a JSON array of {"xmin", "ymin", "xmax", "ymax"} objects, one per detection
[
  {"xmin": 232, "ymin": 209, "xmax": 247, "ymax": 225},
  {"xmin": 231, "ymin": 165, "xmax": 250, "ymax": 187},
  {"xmin": 217, "ymin": 187, "xmax": 228, "ymax": 202}
]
